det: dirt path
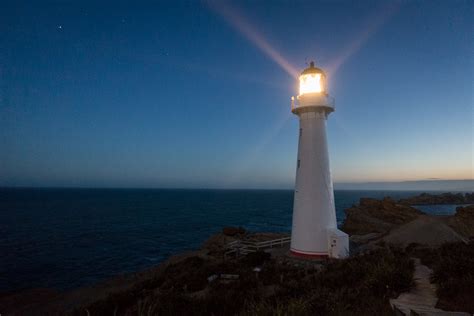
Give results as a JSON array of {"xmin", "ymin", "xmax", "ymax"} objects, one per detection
[{"xmin": 390, "ymin": 258, "xmax": 470, "ymax": 316}]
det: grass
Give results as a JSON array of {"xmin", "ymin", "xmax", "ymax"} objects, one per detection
[
  {"xmin": 417, "ymin": 241, "xmax": 474, "ymax": 314},
  {"xmin": 75, "ymin": 246, "xmax": 414, "ymax": 316}
]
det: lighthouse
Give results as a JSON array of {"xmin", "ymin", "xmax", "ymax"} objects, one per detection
[{"xmin": 290, "ymin": 61, "xmax": 349, "ymax": 259}]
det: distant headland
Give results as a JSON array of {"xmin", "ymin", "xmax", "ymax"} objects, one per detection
[{"xmin": 335, "ymin": 179, "xmax": 474, "ymax": 191}]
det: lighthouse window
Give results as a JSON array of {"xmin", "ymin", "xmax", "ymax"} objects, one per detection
[{"xmin": 297, "ymin": 159, "xmax": 301, "ymax": 168}]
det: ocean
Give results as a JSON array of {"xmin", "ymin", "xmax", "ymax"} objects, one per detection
[{"xmin": 0, "ymin": 188, "xmax": 462, "ymax": 292}]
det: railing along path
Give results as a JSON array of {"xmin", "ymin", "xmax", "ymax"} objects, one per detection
[{"xmin": 224, "ymin": 236, "xmax": 291, "ymax": 257}]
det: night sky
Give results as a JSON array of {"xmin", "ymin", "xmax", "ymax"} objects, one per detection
[{"xmin": 1, "ymin": 1, "xmax": 472, "ymax": 189}]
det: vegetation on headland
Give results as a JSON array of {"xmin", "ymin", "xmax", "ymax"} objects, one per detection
[
  {"xmin": 414, "ymin": 241, "xmax": 474, "ymax": 314},
  {"xmin": 342, "ymin": 196, "xmax": 474, "ymax": 313},
  {"xmin": 76, "ymin": 246, "xmax": 414, "ymax": 316}
]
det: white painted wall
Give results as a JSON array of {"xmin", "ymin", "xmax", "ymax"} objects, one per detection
[{"xmin": 290, "ymin": 108, "xmax": 338, "ymax": 256}]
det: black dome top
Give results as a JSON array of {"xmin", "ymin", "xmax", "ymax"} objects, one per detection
[{"xmin": 301, "ymin": 61, "xmax": 325, "ymax": 76}]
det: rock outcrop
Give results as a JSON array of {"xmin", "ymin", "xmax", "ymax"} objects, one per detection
[
  {"xmin": 382, "ymin": 215, "xmax": 466, "ymax": 247},
  {"xmin": 398, "ymin": 192, "xmax": 474, "ymax": 205},
  {"xmin": 222, "ymin": 226, "xmax": 246, "ymax": 237},
  {"xmin": 448, "ymin": 205, "xmax": 474, "ymax": 239},
  {"xmin": 343, "ymin": 196, "xmax": 474, "ymax": 249},
  {"xmin": 342, "ymin": 197, "xmax": 422, "ymax": 236}
]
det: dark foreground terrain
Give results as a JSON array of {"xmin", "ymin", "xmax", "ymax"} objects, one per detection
[
  {"xmin": 83, "ymin": 247, "xmax": 417, "ymax": 316},
  {"xmin": 1, "ymin": 246, "xmax": 414, "ymax": 316},
  {"xmin": 415, "ymin": 241, "xmax": 474, "ymax": 314}
]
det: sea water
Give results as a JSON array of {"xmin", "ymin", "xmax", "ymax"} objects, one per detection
[{"xmin": 0, "ymin": 188, "xmax": 461, "ymax": 291}]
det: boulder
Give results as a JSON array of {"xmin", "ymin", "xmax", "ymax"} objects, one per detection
[
  {"xmin": 222, "ymin": 226, "xmax": 246, "ymax": 237},
  {"xmin": 381, "ymin": 215, "xmax": 466, "ymax": 247},
  {"xmin": 342, "ymin": 197, "xmax": 422, "ymax": 235}
]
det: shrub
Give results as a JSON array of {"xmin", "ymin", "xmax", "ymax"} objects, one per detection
[
  {"xmin": 426, "ymin": 242, "xmax": 474, "ymax": 314},
  {"xmin": 241, "ymin": 250, "xmax": 271, "ymax": 267},
  {"xmin": 77, "ymin": 247, "xmax": 414, "ymax": 315}
]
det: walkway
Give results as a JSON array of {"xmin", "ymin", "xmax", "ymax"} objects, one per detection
[{"xmin": 390, "ymin": 258, "xmax": 470, "ymax": 316}]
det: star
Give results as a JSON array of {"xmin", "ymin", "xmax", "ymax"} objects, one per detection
[{"xmin": 58, "ymin": 25, "xmax": 62, "ymax": 29}]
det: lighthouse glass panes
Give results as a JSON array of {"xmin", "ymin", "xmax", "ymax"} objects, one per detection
[{"xmin": 299, "ymin": 73, "xmax": 324, "ymax": 95}]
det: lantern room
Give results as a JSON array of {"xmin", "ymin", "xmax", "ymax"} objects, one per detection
[
  {"xmin": 291, "ymin": 61, "xmax": 334, "ymax": 114},
  {"xmin": 299, "ymin": 61, "xmax": 326, "ymax": 96}
]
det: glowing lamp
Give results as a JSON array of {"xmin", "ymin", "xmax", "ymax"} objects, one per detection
[
  {"xmin": 298, "ymin": 61, "xmax": 326, "ymax": 96},
  {"xmin": 291, "ymin": 61, "xmax": 333, "ymax": 113}
]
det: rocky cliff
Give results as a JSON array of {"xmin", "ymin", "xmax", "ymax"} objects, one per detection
[
  {"xmin": 343, "ymin": 195, "xmax": 474, "ymax": 248},
  {"xmin": 448, "ymin": 205, "xmax": 474, "ymax": 238},
  {"xmin": 398, "ymin": 192, "xmax": 474, "ymax": 205},
  {"xmin": 341, "ymin": 197, "xmax": 422, "ymax": 236}
]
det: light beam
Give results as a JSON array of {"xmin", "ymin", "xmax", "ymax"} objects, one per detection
[
  {"xmin": 326, "ymin": 1, "xmax": 401, "ymax": 77},
  {"xmin": 207, "ymin": 1, "xmax": 299, "ymax": 79}
]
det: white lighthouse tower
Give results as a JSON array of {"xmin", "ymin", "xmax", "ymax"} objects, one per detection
[{"xmin": 290, "ymin": 61, "xmax": 349, "ymax": 259}]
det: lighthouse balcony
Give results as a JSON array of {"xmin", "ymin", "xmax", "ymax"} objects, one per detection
[{"xmin": 291, "ymin": 94, "xmax": 335, "ymax": 114}]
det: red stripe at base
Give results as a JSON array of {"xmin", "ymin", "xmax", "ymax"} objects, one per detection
[{"xmin": 290, "ymin": 249, "xmax": 329, "ymax": 260}]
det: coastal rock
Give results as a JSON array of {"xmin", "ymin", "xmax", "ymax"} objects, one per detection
[
  {"xmin": 201, "ymin": 232, "xmax": 233, "ymax": 253},
  {"xmin": 349, "ymin": 232, "xmax": 382, "ymax": 244},
  {"xmin": 381, "ymin": 215, "xmax": 466, "ymax": 247},
  {"xmin": 0, "ymin": 288, "xmax": 60, "ymax": 315},
  {"xmin": 342, "ymin": 197, "xmax": 422, "ymax": 235},
  {"xmin": 448, "ymin": 205, "xmax": 474, "ymax": 238},
  {"xmin": 222, "ymin": 226, "xmax": 246, "ymax": 237},
  {"xmin": 343, "ymin": 195, "xmax": 474, "ymax": 248},
  {"xmin": 398, "ymin": 192, "xmax": 474, "ymax": 205}
]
